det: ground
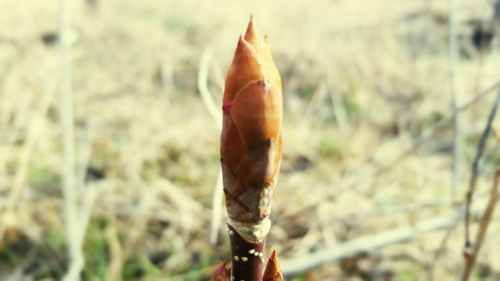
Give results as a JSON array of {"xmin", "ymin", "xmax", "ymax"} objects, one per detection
[{"xmin": 1, "ymin": 0, "xmax": 500, "ymax": 280}]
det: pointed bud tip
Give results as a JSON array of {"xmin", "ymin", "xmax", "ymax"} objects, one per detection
[
  {"xmin": 269, "ymin": 250, "xmax": 280, "ymax": 266},
  {"xmin": 270, "ymin": 249, "xmax": 278, "ymax": 259},
  {"xmin": 244, "ymin": 15, "xmax": 261, "ymax": 42},
  {"xmin": 235, "ymin": 34, "xmax": 253, "ymax": 56},
  {"xmin": 263, "ymin": 250, "xmax": 283, "ymax": 281}
]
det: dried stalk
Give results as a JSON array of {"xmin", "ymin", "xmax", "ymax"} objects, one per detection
[
  {"xmin": 464, "ymin": 92, "xmax": 499, "ymax": 249},
  {"xmin": 461, "ymin": 92, "xmax": 500, "ymax": 280},
  {"xmin": 281, "ymin": 198, "xmax": 496, "ymax": 275},
  {"xmin": 58, "ymin": 1, "xmax": 96, "ymax": 280},
  {"xmin": 284, "ymin": 80, "xmax": 500, "ymax": 221},
  {"xmin": 197, "ymin": 48, "xmax": 224, "ymax": 244},
  {"xmin": 448, "ymin": 0, "xmax": 460, "ymax": 202},
  {"xmin": 198, "ymin": 49, "xmax": 222, "ymax": 127},
  {"xmin": 57, "ymin": 0, "xmax": 83, "ymax": 279},
  {"xmin": 461, "ymin": 170, "xmax": 500, "ymax": 281}
]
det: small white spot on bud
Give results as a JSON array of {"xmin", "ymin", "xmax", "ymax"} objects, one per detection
[
  {"xmin": 258, "ymin": 252, "xmax": 263, "ymax": 257},
  {"xmin": 249, "ymin": 249, "xmax": 255, "ymax": 254},
  {"xmin": 234, "ymin": 256, "xmax": 240, "ymax": 261},
  {"xmin": 241, "ymin": 256, "xmax": 248, "ymax": 262}
]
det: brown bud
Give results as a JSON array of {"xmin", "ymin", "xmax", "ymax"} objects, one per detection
[
  {"xmin": 221, "ymin": 16, "xmax": 283, "ymax": 242},
  {"xmin": 263, "ymin": 250, "xmax": 284, "ymax": 281}
]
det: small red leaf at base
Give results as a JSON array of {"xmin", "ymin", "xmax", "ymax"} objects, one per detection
[
  {"xmin": 212, "ymin": 261, "xmax": 231, "ymax": 281},
  {"xmin": 263, "ymin": 250, "xmax": 284, "ymax": 281}
]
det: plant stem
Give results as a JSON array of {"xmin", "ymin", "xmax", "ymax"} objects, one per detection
[
  {"xmin": 228, "ymin": 225, "xmax": 265, "ymax": 281},
  {"xmin": 448, "ymin": 0, "xmax": 460, "ymax": 203}
]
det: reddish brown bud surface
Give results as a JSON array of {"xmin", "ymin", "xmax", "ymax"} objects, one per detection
[
  {"xmin": 221, "ymin": 16, "xmax": 283, "ymax": 243},
  {"xmin": 212, "ymin": 262, "xmax": 231, "ymax": 281}
]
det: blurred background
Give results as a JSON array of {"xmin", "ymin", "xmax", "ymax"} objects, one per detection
[{"xmin": 1, "ymin": 0, "xmax": 500, "ymax": 280}]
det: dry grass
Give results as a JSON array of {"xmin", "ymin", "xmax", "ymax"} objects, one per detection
[{"xmin": 1, "ymin": 0, "xmax": 500, "ymax": 280}]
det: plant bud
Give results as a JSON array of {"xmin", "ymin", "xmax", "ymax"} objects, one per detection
[
  {"xmin": 221, "ymin": 17, "xmax": 283, "ymax": 243},
  {"xmin": 263, "ymin": 250, "xmax": 284, "ymax": 281}
]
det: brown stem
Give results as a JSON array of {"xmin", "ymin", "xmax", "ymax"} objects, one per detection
[
  {"xmin": 228, "ymin": 224, "xmax": 265, "ymax": 281},
  {"xmin": 464, "ymin": 92, "xmax": 499, "ymax": 249},
  {"xmin": 461, "ymin": 170, "xmax": 500, "ymax": 281}
]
